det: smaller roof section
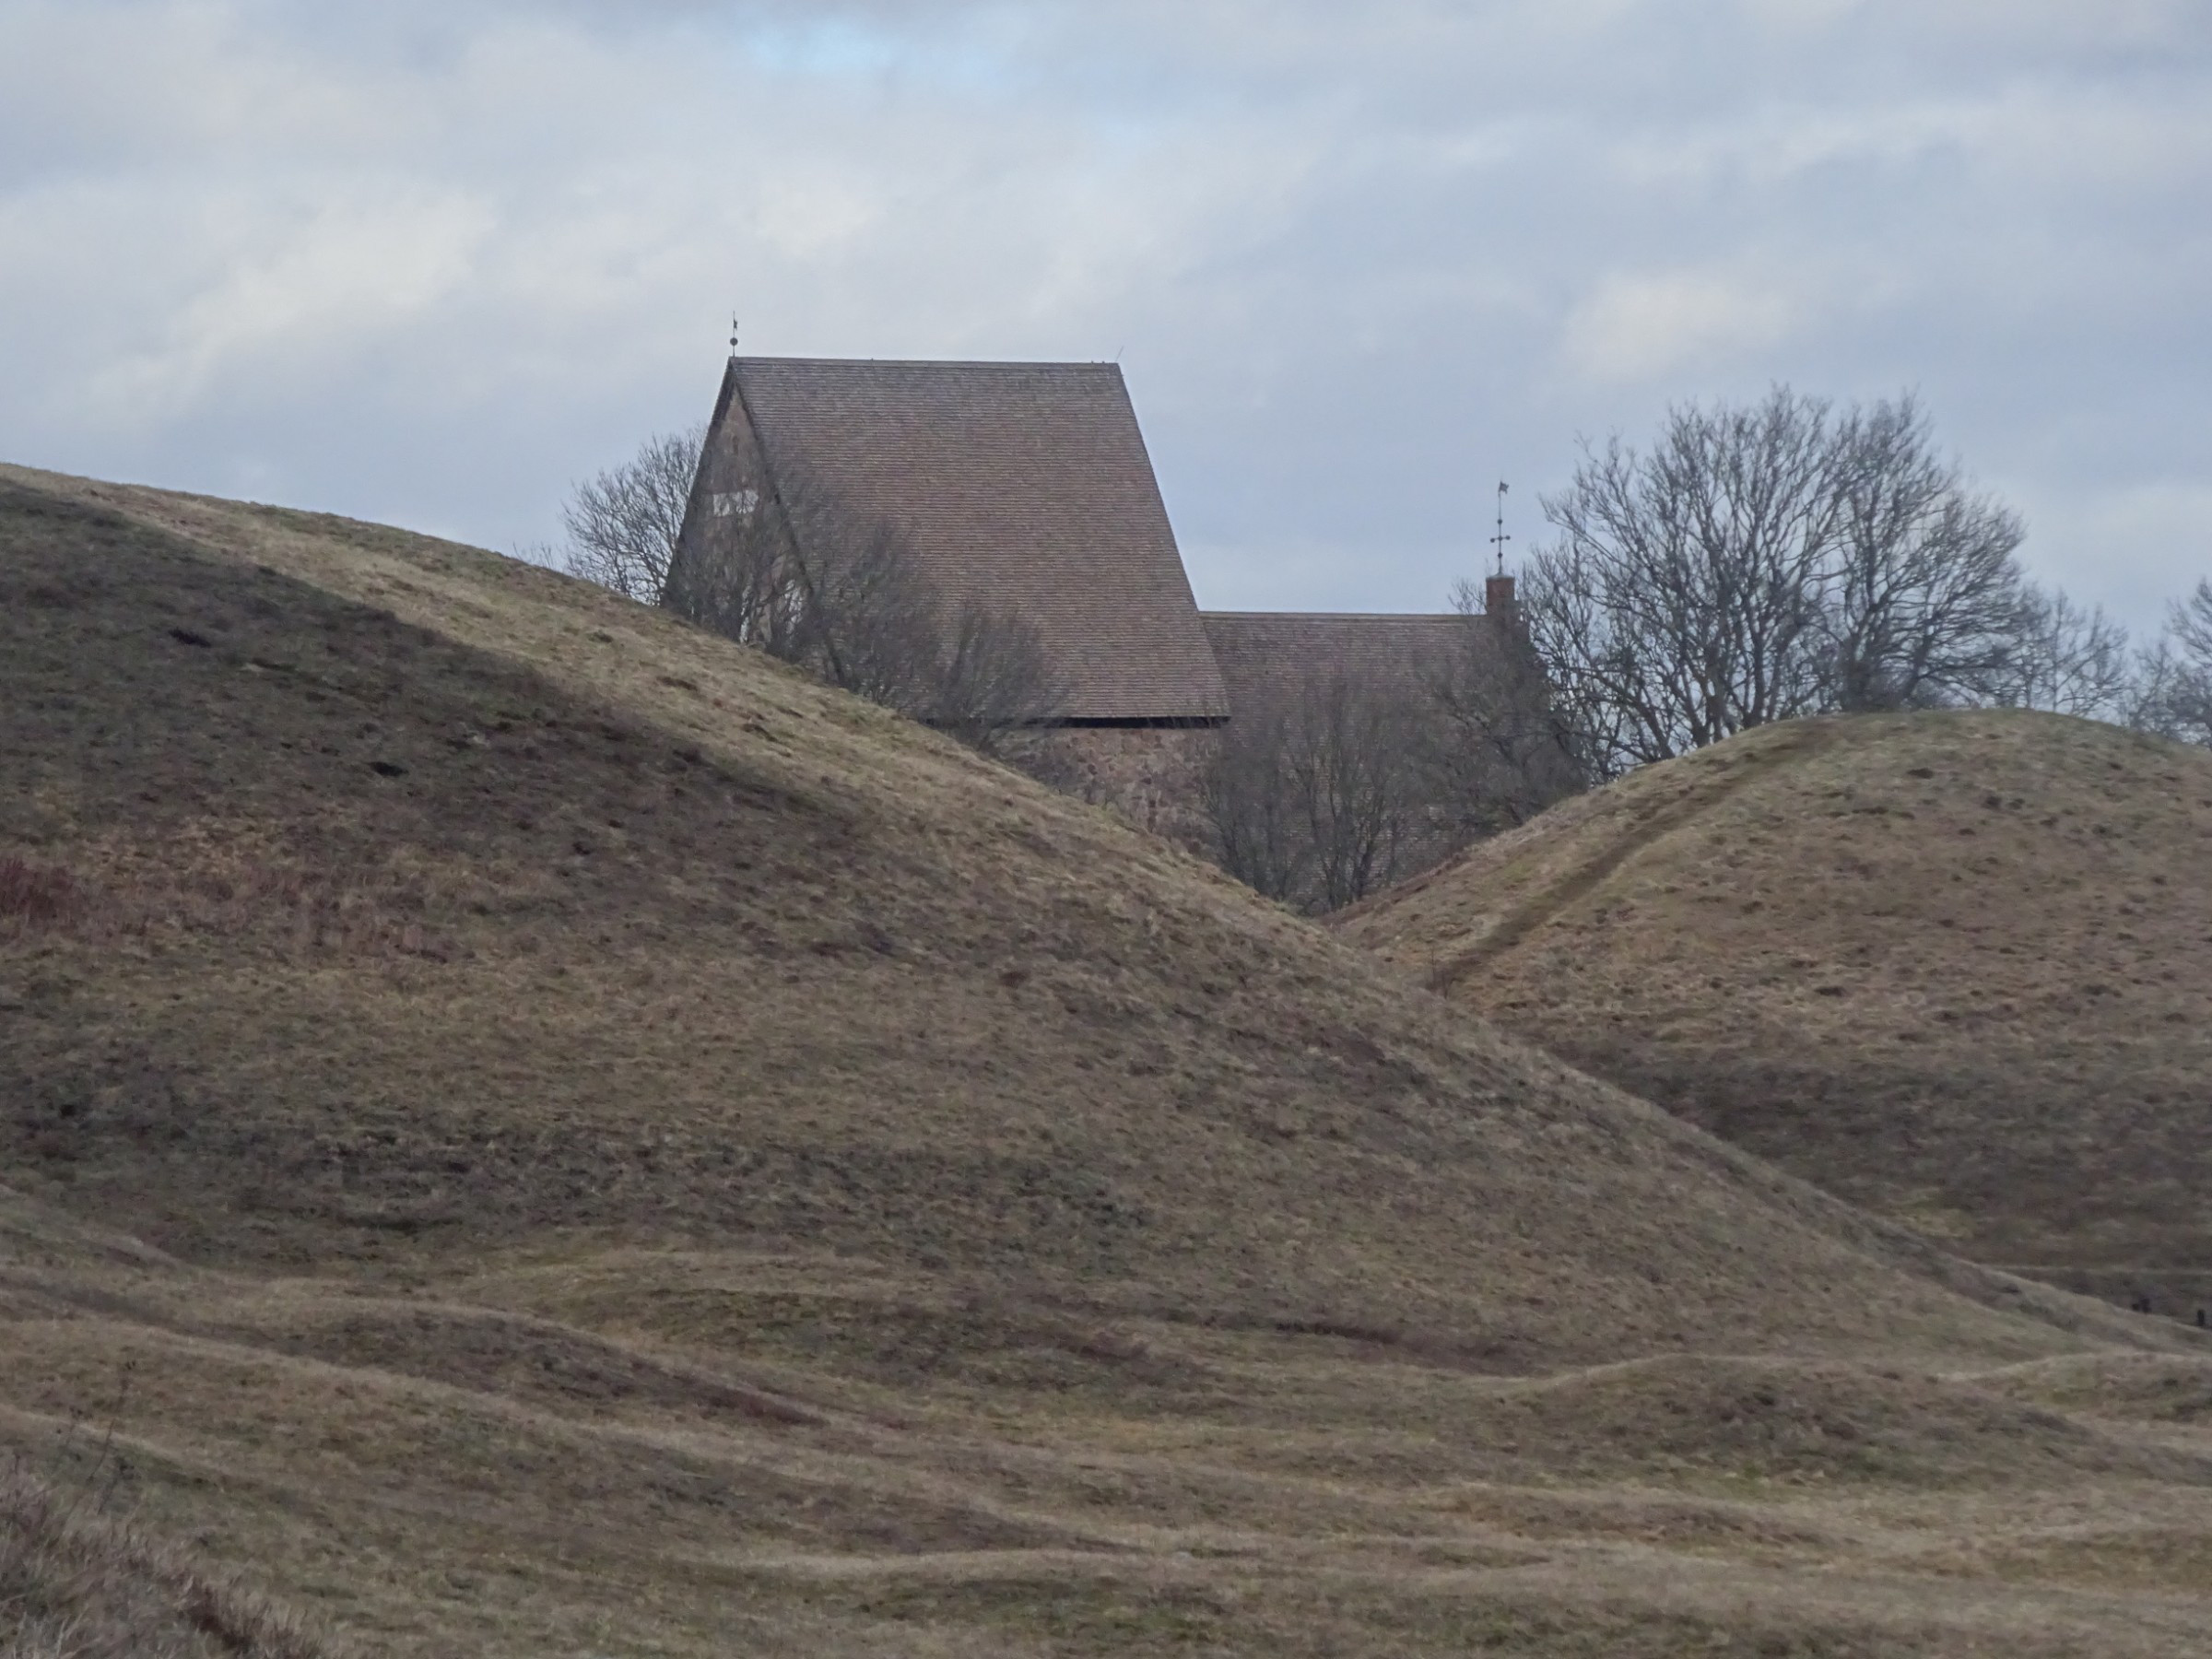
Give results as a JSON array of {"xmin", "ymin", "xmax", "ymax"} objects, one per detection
[
  {"xmin": 1200, "ymin": 611, "xmax": 1477, "ymax": 714},
  {"xmin": 708, "ymin": 357, "xmax": 1230, "ymax": 724}
]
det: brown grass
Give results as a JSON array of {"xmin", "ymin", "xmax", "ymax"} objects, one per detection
[
  {"xmin": 1339, "ymin": 711, "xmax": 2212, "ymax": 1319},
  {"xmin": 0, "ymin": 859, "xmax": 80, "ymax": 931},
  {"xmin": 1, "ymin": 1466, "xmax": 329, "ymax": 1658},
  {"xmin": 3, "ymin": 462, "xmax": 2210, "ymax": 1654}
]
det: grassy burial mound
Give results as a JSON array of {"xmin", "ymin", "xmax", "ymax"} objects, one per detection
[
  {"xmin": 3, "ymin": 463, "xmax": 2209, "ymax": 1656},
  {"xmin": 1338, "ymin": 710, "xmax": 2212, "ymax": 1313}
]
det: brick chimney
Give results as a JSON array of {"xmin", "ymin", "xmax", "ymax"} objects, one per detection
[{"xmin": 1485, "ymin": 572, "xmax": 1517, "ymax": 615}]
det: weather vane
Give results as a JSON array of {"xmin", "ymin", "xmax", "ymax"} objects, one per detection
[
  {"xmin": 729, "ymin": 314, "xmax": 741, "ymax": 356},
  {"xmin": 1490, "ymin": 480, "xmax": 1511, "ymax": 575}
]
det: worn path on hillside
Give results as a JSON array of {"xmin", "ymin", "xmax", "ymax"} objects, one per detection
[
  {"xmin": 1342, "ymin": 710, "xmax": 2212, "ymax": 1323},
  {"xmin": 1419, "ymin": 719, "xmax": 1845, "ymax": 995}
]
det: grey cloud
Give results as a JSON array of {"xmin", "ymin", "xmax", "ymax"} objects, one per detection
[{"xmin": 0, "ymin": 0, "xmax": 2206, "ymax": 627}]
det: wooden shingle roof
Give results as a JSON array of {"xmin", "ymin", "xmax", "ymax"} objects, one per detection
[
  {"xmin": 1200, "ymin": 611, "xmax": 1479, "ymax": 713},
  {"xmin": 721, "ymin": 357, "xmax": 1230, "ymax": 724}
]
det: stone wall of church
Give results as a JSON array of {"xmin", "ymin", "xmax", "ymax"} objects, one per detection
[{"xmin": 1045, "ymin": 725, "xmax": 1217, "ymax": 848}]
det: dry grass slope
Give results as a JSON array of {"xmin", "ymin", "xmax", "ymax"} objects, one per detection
[
  {"xmin": 1338, "ymin": 710, "xmax": 2212, "ymax": 1318},
  {"xmin": 1, "ymin": 1467, "xmax": 329, "ymax": 1659},
  {"xmin": 3, "ymin": 463, "xmax": 2210, "ymax": 1655}
]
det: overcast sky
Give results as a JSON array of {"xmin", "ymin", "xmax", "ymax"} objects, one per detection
[{"xmin": 4, "ymin": 0, "xmax": 2207, "ymax": 626}]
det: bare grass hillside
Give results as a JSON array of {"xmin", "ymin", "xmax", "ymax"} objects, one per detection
[
  {"xmin": 5, "ymin": 465, "xmax": 2210, "ymax": 1655},
  {"xmin": 1338, "ymin": 710, "xmax": 2212, "ymax": 1319}
]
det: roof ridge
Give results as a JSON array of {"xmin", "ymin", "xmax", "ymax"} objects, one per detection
[
  {"xmin": 1202, "ymin": 610, "xmax": 1463, "ymax": 621},
  {"xmin": 734, "ymin": 356, "xmax": 1121, "ymax": 372}
]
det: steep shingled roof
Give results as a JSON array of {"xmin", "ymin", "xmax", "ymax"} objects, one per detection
[{"xmin": 706, "ymin": 357, "xmax": 1230, "ymax": 723}]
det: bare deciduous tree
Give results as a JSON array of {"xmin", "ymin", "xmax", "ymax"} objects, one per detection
[
  {"xmin": 1197, "ymin": 701, "xmax": 1308, "ymax": 906},
  {"xmin": 1529, "ymin": 388, "xmax": 1841, "ymax": 776},
  {"xmin": 2177, "ymin": 579, "xmax": 2212, "ymax": 672},
  {"xmin": 1430, "ymin": 589, "xmax": 1588, "ymax": 830},
  {"xmin": 1513, "ymin": 554, "xmax": 1644, "ymax": 785},
  {"xmin": 1296, "ymin": 673, "xmax": 1431, "ymax": 912},
  {"xmin": 560, "ymin": 425, "xmax": 705, "ymax": 604},
  {"xmin": 1525, "ymin": 387, "xmax": 2132, "ymax": 774},
  {"xmin": 1820, "ymin": 397, "xmax": 2027, "ymax": 712},
  {"xmin": 1987, "ymin": 583, "xmax": 2135, "ymax": 720},
  {"xmin": 2129, "ymin": 579, "xmax": 2212, "ymax": 747},
  {"xmin": 929, "ymin": 605, "xmax": 1069, "ymax": 762},
  {"xmin": 1198, "ymin": 671, "xmax": 1437, "ymax": 914},
  {"xmin": 780, "ymin": 501, "xmax": 944, "ymax": 713},
  {"xmin": 1198, "ymin": 600, "xmax": 1580, "ymax": 912},
  {"xmin": 656, "ymin": 465, "xmax": 808, "ymax": 656}
]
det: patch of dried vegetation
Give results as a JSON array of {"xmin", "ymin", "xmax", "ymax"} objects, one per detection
[{"xmin": 1, "ymin": 1467, "xmax": 328, "ymax": 1659}]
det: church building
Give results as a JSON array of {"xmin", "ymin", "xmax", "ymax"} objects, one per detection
[{"xmin": 669, "ymin": 353, "xmax": 1529, "ymax": 832}]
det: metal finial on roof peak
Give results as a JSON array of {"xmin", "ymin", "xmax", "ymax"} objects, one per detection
[
  {"xmin": 729, "ymin": 315, "xmax": 740, "ymax": 357},
  {"xmin": 1490, "ymin": 480, "xmax": 1511, "ymax": 575}
]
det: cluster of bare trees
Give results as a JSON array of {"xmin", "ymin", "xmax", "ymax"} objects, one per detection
[
  {"xmin": 1199, "ymin": 677, "xmax": 1428, "ymax": 912},
  {"xmin": 1523, "ymin": 389, "xmax": 2179, "ymax": 779},
  {"xmin": 1195, "ymin": 616, "xmax": 1581, "ymax": 914},
  {"xmin": 2135, "ymin": 579, "xmax": 2212, "ymax": 748},
  {"xmin": 1430, "ymin": 588, "xmax": 1593, "ymax": 832},
  {"xmin": 560, "ymin": 428, "xmax": 1065, "ymax": 762}
]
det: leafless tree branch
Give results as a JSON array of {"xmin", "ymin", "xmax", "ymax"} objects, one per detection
[
  {"xmin": 559, "ymin": 425, "xmax": 704, "ymax": 605},
  {"xmin": 2129, "ymin": 579, "xmax": 2212, "ymax": 747},
  {"xmin": 1984, "ymin": 583, "xmax": 2135, "ymax": 720},
  {"xmin": 1432, "ymin": 589, "xmax": 1588, "ymax": 825},
  {"xmin": 1198, "ymin": 670, "xmax": 1453, "ymax": 914}
]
